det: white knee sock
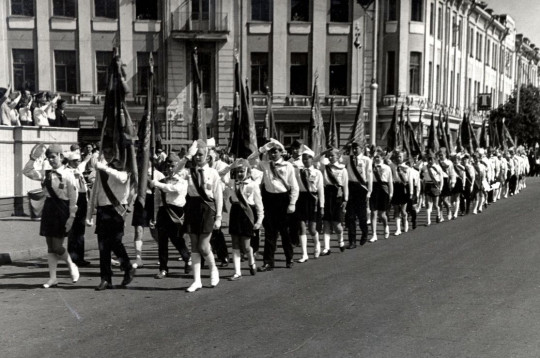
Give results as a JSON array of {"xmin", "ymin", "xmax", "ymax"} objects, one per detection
[
  {"xmin": 191, "ymin": 253, "xmax": 202, "ymax": 284},
  {"xmin": 299, "ymin": 235, "xmax": 308, "ymax": 259},
  {"xmin": 323, "ymin": 234, "xmax": 331, "ymax": 251},
  {"xmin": 232, "ymin": 249, "xmax": 242, "ymax": 276}
]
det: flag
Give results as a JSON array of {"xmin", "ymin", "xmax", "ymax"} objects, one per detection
[
  {"xmin": 229, "ymin": 57, "xmax": 258, "ymax": 158},
  {"xmin": 427, "ymin": 112, "xmax": 439, "ymax": 153},
  {"xmin": 387, "ymin": 105, "xmax": 398, "ymax": 151},
  {"xmin": 479, "ymin": 119, "xmax": 489, "ymax": 149},
  {"xmin": 133, "ymin": 53, "xmax": 155, "ymax": 224},
  {"xmin": 490, "ymin": 119, "xmax": 501, "ymax": 149},
  {"xmin": 309, "ymin": 77, "xmax": 326, "ymax": 156},
  {"xmin": 456, "ymin": 122, "xmax": 463, "ymax": 153},
  {"xmin": 262, "ymin": 91, "xmax": 277, "ymax": 143},
  {"xmin": 398, "ymin": 104, "xmax": 406, "ymax": 150},
  {"xmin": 461, "ymin": 113, "xmax": 473, "ymax": 152},
  {"xmin": 405, "ymin": 107, "xmax": 421, "ymax": 156},
  {"xmin": 347, "ymin": 95, "xmax": 365, "ymax": 147},
  {"xmin": 444, "ymin": 112, "xmax": 454, "ymax": 153},
  {"xmin": 191, "ymin": 48, "xmax": 206, "ymax": 140},
  {"xmin": 467, "ymin": 115, "xmax": 479, "ymax": 150},
  {"xmin": 501, "ymin": 119, "xmax": 515, "ymax": 148},
  {"xmin": 416, "ymin": 110, "xmax": 425, "ymax": 153},
  {"xmin": 438, "ymin": 111, "xmax": 449, "ymax": 150},
  {"xmin": 98, "ymin": 48, "xmax": 138, "ymax": 215},
  {"xmin": 327, "ymin": 97, "xmax": 339, "ymax": 149}
]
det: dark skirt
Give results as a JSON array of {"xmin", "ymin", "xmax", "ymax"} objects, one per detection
[
  {"xmin": 323, "ymin": 185, "xmax": 344, "ymax": 222},
  {"xmin": 229, "ymin": 203, "xmax": 258, "ymax": 237},
  {"xmin": 370, "ymin": 182, "xmax": 391, "ymax": 211},
  {"xmin": 40, "ymin": 197, "xmax": 70, "ymax": 237},
  {"xmin": 296, "ymin": 191, "xmax": 318, "ymax": 222},
  {"xmin": 424, "ymin": 182, "xmax": 441, "ymax": 198},
  {"xmin": 131, "ymin": 193, "xmax": 154, "ymax": 227},
  {"xmin": 391, "ymin": 182, "xmax": 408, "ymax": 205},
  {"xmin": 451, "ymin": 178, "xmax": 464, "ymax": 196},
  {"xmin": 184, "ymin": 196, "xmax": 215, "ymax": 235},
  {"xmin": 95, "ymin": 205, "xmax": 125, "ymax": 236},
  {"xmin": 156, "ymin": 205, "xmax": 185, "ymax": 237},
  {"xmin": 440, "ymin": 178, "xmax": 451, "ymax": 197}
]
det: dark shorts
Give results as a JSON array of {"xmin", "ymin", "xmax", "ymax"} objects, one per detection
[
  {"xmin": 323, "ymin": 185, "xmax": 344, "ymax": 222},
  {"xmin": 451, "ymin": 179, "xmax": 463, "ymax": 196},
  {"xmin": 424, "ymin": 183, "xmax": 441, "ymax": 198},
  {"xmin": 131, "ymin": 194, "xmax": 154, "ymax": 227},
  {"xmin": 440, "ymin": 178, "xmax": 451, "ymax": 197}
]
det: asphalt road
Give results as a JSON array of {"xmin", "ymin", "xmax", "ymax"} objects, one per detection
[{"xmin": 2, "ymin": 179, "xmax": 540, "ymax": 358}]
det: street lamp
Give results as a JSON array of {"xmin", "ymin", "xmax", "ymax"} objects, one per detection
[{"xmin": 357, "ymin": 0, "xmax": 378, "ymax": 146}]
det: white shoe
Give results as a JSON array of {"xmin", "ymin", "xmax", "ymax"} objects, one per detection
[
  {"xmin": 111, "ymin": 258, "xmax": 120, "ymax": 266},
  {"xmin": 186, "ymin": 281, "xmax": 202, "ymax": 293},
  {"xmin": 369, "ymin": 236, "xmax": 378, "ymax": 243},
  {"xmin": 384, "ymin": 226, "xmax": 390, "ymax": 239},
  {"xmin": 297, "ymin": 256, "xmax": 309, "ymax": 263},
  {"xmin": 314, "ymin": 249, "xmax": 320, "ymax": 259},
  {"xmin": 210, "ymin": 269, "xmax": 220, "ymax": 287},
  {"xmin": 394, "ymin": 230, "xmax": 402, "ymax": 236},
  {"xmin": 135, "ymin": 255, "xmax": 144, "ymax": 268},
  {"xmin": 43, "ymin": 279, "xmax": 58, "ymax": 288},
  {"xmin": 404, "ymin": 222, "xmax": 409, "ymax": 233}
]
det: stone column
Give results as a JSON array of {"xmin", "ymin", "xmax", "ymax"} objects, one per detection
[
  {"xmin": 78, "ymin": 0, "xmax": 93, "ymax": 94},
  {"xmin": 36, "ymin": 0, "xmax": 52, "ymax": 90},
  {"xmin": 271, "ymin": 0, "xmax": 287, "ymax": 103}
]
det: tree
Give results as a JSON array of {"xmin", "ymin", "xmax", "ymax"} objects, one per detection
[{"xmin": 490, "ymin": 84, "xmax": 540, "ymax": 147}]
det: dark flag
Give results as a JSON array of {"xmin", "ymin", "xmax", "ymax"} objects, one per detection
[
  {"xmin": 502, "ymin": 119, "xmax": 515, "ymax": 148},
  {"xmin": 416, "ymin": 110, "xmax": 425, "ymax": 153},
  {"xmin": 490, "ymin": 119, "xmax": 501, "ymax": 149},
  {"xmin": 456, "ymin": 122, "xmax": 463, "ymax": 153},
  {"xmin": 262, "ymin": 90, "xmax": 277, "ymax": 143},
  {"xmin": 387, "ymin": 105, "xmax": 398, "ymax": 151},
  {"xmin": 461, "ymin": 113, "xmax": 473, "ymax": 152},
  {"xmin": 406, "ymin": 107, "xmax": 421, "ymax": 156},
  {"xmin": 96, "ymin": 48, "xmax": 138, "ymax": 216},
  {"xmin": 438, "ymin": 111, "xmax": 449, "ymax": 150},
  {"xmin": 229, "ymin": 56, "xmax": 258, "ymax": 158},
  {"xmin": 347, "ymin": 95, "xmax": 365, "ymax": 147},
  {"xmin": 309, "ymin": 76, "xmax": 326, "ymax": 156},
  {"xmin": 191, "ymin": 48, "xmax": 206, "ymax": 140},
  {"xmin": 444, "ymin": 112, "xmax": 453, "ymax": 152},
  {"xmin": 133, "ymin": 53, "xmax": 155, "ymax": 224},
  {"xmin": 427, "ymin": 112, "xmax": 439, "ymax": 153},
  {"xmin": 327, "ymin": 97, "xmax": 339, "ymax": 149},
  {"xmin": 467, "ymin": 115, "xmax": 479, "ymax": 151},
  {"xmin": 479, "ymin": 119, "xmax": 489, "ymax": 149},
  {"xmin": 398, "ymin": 104, "xmax": 406, "ymax": 150}
]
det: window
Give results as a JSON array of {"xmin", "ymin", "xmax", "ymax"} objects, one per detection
[
  {"xmin": 96, "ymin": 51, "xmax": 112, "ymax": 93},
  {"xmin": 409, "ymin": 52, "xmax": 421, "ymax": 95},
  {"xmin": 136, "ymin": 0, "xmax": 158, "ymax": 20},
  {"xmin": 492, "ymin": 43, "xmax": 497, "ymax": 69},
  {"xmin": 330, "ymin": 0, "xmax": 349, "ymax": 22},
  {"xmin": 329, "ymin": 53, "xmax": 348, "ymax": 95},
  {"xmin": 12, "ymin": 49, "xmax": 35, "ymax": 92},
  {"xmin": 291, "ymin": 0, "xmax": 309, "ymax": 21},
  {"xmin": 436, "ymin": 65, "xmax": 440, "ymax": 102},
  {"xmin": 290, "ymin": 53, "xmax": 308, "ymax": 95},
  {"xmin": 450, "ymin": 70, "xmax": 454, "ymax": 107},
  {"xmin": 469, "ymin": 27, "xmax": 474, "ymax": 57},
  {"xmin": 485, "ymin": 39, "xmax": 490, "ymax": 65},
  {"xmin": 429, "ymin": 3, "xmax": 434, "ymax": 35},
  {"xmin": 11, "ymin": 0, "xmax": 34, "ymax": 16},
  {"xmin": 476, "ymin": 33, "xmax": 482, "ymax": 61},
  {"xmin": 411, "ymin": 0, "xmax": 422, "ymax": 22},
  {"xmin": 428, "ymin": 61, "xmax": 432, "ymax": 101},
  {"xmin": 53, "ymin": 0, "xmax": 75, "ymax": 17},
  {"xmin": 451, "ymin": 16, "xmax": 456, "ymax": 46},
  {"xmin": 137, "ymin": 52, "xmax": 159, "ymax": 95},
  {"xmin": 456, "ymin": 73, "xmax": 461, "ymax": 107},
  {"xmin": 197, "ymin": 52, "xmax": 212, "ymax": 107},
  {"xmin": 95, "ymin": 0, "xmax": 117, "ymax": 19},
  {"xmin": 458, "ymin": 19, "xmax": 462, "ymax": 49},
  {"xmin": 252, "ymin": 0, "xmax": 272, "ymax": 21},
  {"xmin": 386, "ymin": 52, "xmax": 396, "ymax": 95},
  {"xmin": 387, "ymin": 0, "xmax": 397, "ymax": 21},
  {"xmin": 55, "ymin": 51, "xmax": 77, "ymax": 93},
  {"xmin": 251, "ymin": 53, "xmax": 269, "ymax": 95},
  {"xmin": 467, "ymin": 78, "xmax": 471, "ymax": 107},
  {"xmin": 437, "ymin": 7, "xmax": 443, "ymax": 39}
]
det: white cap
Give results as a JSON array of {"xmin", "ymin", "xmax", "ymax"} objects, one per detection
[{"xmin": 299, "ymin": 144, "xmax": 315, "ymax": 158}]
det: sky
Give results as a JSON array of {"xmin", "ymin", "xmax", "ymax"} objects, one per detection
[{"xmin": 486, "ymin": 0, "xmax": 540, "ymax": 45}]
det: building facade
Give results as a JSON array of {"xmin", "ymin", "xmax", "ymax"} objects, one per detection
[{"xmin": 0, "ymin": 0, "xmax": 538, "ymax": 149}]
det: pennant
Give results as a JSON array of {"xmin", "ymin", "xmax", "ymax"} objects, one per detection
[
  {"xmin": 262, "ymin": 91, "xmax": 277, "ymax": 143},
  {"xmin": 427, "ymin": 112, "xmax": 439, "ymax": 153},
  {"xmin": 191, "ymin": 48, "xmax": 206, "ymax": 140},
  {"xmin": 327, "ymin": 97, "xmax": 339, "ymax": 149},
  {"xmin": 347, "ymin": 95, "xmax": 365, "ymax": 147},
  {"xmin": 387, "ymin": 105, "xmax": 398, "ymax": 151}
]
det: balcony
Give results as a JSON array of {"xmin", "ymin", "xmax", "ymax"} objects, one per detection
[{"xmin": 171, "ymin": 11, "xmax": 229, "ymax": 41}]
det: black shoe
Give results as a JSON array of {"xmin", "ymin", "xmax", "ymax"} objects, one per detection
[
  {"xmin": 121, "ymin": 266, "xmax": 136, "ymax": 286},
  {"xmin": 95, "ymin": 280, "xmax": 113, "ymax": 291},
  {"xmin": 249, "ymin": 263, "xmax": 256, "ymax": 276},
  {"xmin": 220, "ymin": 258, "xmax": 229, "ymax": 268},
  {"xmin": 257, "ymin": 264, "xmax": 273, "ymax": 272},
  {"xmin": 321, "ymin": 250, "xmax": 331, "ymax": 256},
  {"xmin": 340, "ymin": 245, "xmax": 346, "ymax": 252},
  {"xmin": 154, "ymin": 270, "xmax": 167, "ymax": 279},
  {"xmin": 412, "ymin": 222, "xmax": 417, "ymax": 230},
  {"xmin": 286, "ymin": 261, "xmax": 294, "ymax": 269},
  {"xmin": 360, "ymin": 235, "xmax": 368, "ymax": 246},
  {"xmin": 347, "ymin": 243, "xmax": 357, "ymax": 249},
  {"xmin": 75, "ymin": 260, "xmax": 91, "ymax": 267}
]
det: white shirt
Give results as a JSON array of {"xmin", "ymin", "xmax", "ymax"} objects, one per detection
[
  {"xmin": 153, "ymin": 173, "xmax": 188, "ymax": 208},
  {"xmin": 295, "ymin": 165, "xmax": 325, "ymax": 208},
  {"xmin": 22, "ymin": 161, "xmax": 78, "ymax": 217},
  {"xmin": 33, "ymin": 106, "xmax": 50, "ymax": 126},
  {"xmin": 342, "ymin": 154, "xmax": 372, "ymax": 192},
  {"xmin": 95, "ymin": 166, "xmax": 131, "ymax": 206},
  {"xmin": 227, "ymin": 177, "xmax": 264, "ymax": 226},
  {"xmin": 257, "ymin": 158, "xmax": 299, "ymax": 205}
]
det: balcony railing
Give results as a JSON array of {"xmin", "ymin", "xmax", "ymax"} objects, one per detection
[{"xmin": 172, "ymin": 11, "xmax": 229, "ymax": 33}]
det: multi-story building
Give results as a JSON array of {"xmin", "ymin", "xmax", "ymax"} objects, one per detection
[
  {"xmin": 377, "ymin": 0, "xmax": 540, "ymax": 141},
  {"xmin": 0, "ymin": 0, "xmax": 538, "ymax": 148}
]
